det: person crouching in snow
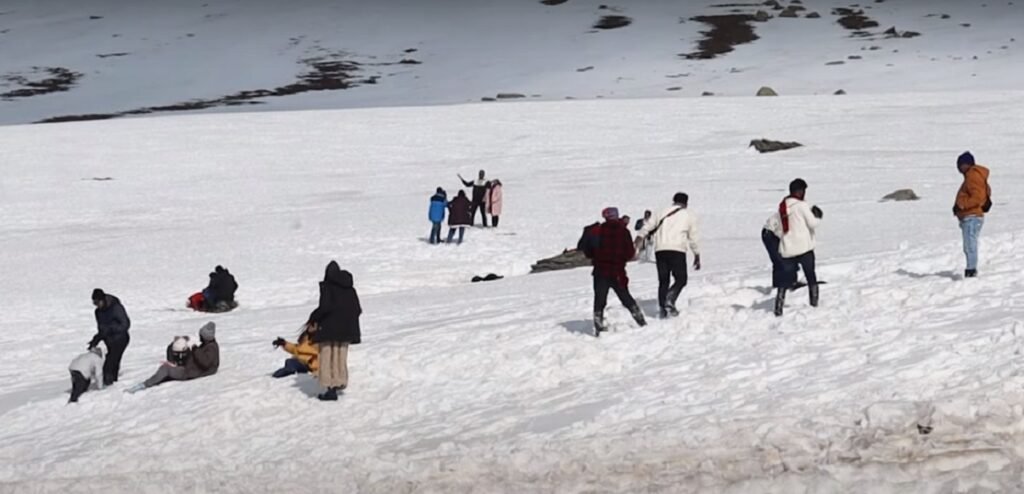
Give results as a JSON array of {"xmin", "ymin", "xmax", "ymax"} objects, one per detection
[
  {"xmin": 271, "ymin": 325, "xmax": 319, "ymax": 378},
  {"xmin": 585, "ymin": 207, "xmax": 647, "ymax": 335},
  {"xmin": 68, "ymin": 347, "xmax": 104, "ymax": 403},
  {"xmin": 126, "ymin": 323, "xmax": 219, "ymax": 393},
  {"xmin": 447, "ymin": 190, "xmax": 472, "ymax": 245},
  {"xmin": 487, "ymin": 179, "xmax": 503, "ymax": 227},
  {"xmin": 307, "ymin": 261, "xmax": 362, "ymax": 401},
  {"xmin": 428, "ymin": 187, "xmax": 447, "ymax": 245},
  {"xmin": 775, "ymin": 179, "xmax": 823, "ymax": 317}
]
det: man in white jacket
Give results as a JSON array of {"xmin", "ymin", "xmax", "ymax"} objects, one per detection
[
  {"xmin": 640, "ymin": 192, "xmax": 701, "ymax": 318},
  {"xmin": 775, "ymin": 179, "xmax": 823, "ymax": 317},
  {"xmin": 68, "ymin": 346, "xmax": 104, "ymax": 403}
]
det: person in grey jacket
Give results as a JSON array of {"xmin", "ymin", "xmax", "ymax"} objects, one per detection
[
  {"xmin": 68, "ymin": 347, "xmax": 104, "ymax": 403},
  {"xmin": 126, "ymin": 322, "xmax": 220, "ymax": 393},
  {"xmin": 88, "ymin": 289, "xmax": 131, "ymax": 386}
]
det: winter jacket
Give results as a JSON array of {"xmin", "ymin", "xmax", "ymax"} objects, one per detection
[
  {"xmin": 763, "ymin": 212, "xmax": 782, "ymax": 237},
  {"xmin": 640, "ymin": 206, "xmax": 701, "ymax": 255},
  {"xmin": 779, "ymin": 197, "xmax": 820, "ymax": 258},
  {"xmin": 429, "ymin": 192, "xmax": 447, "ymax": 223},
  {"xmin": 308, "ymin": 262, "xmax": 362, "ymax": 345},
  {"xmin": 955, "ymin": 165, "xmax": 991, "ymax": 219},
  {"xmin": 217, "ymin": 271, "xmax": 238, "ymax": 304},
  {"xmin": 448, "ymin": 194, "xmax": 472, "ymax": 227},
  {"xmin": 486, "ymin": 183, "xmax": 503, "ymax": 216},
  {"xmin": 92, "ymin": 295, "xmax": 130, "ymax": 346},
  {"xmin": 184, "ymin": 340, "xmax": 219, "ymax": 379},
  {"xmin": 592, "ymin": 220, "xmax": 636, "ymax": 285},
  {"xmin": 282, "ymin": 335, "xmax": 320, "ymax": 373},
  {"xmin": 462, "ymin": 178, "xmax": 490, "ymax": 203},
  {"xmin": 69, "ymin": 348, "xmax": 104, "ymax": 388}
]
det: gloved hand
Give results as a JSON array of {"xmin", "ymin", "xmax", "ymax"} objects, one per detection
[
  {"xmin": 693, "ymin": 255, "xmax": 702, "ymax": 271},
  {"xmin": 952, "ymin": 205, "xmax": 960, "ymax": 216},
  {"xmin": 811, "ymin": 205, "xmax": 823, "ymax": 219},
  {"xmin": 273, "ymin": 337, "xmax": 285, "ymax": 348}
]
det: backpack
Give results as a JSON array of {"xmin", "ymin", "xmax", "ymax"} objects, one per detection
[{"xmin": 577, "ymin": 223, "xmax": 602, "ymax": 259}]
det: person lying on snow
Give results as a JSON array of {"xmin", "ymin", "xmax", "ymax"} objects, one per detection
[
  {"xmin": 68, "ymin": 346, "xmax": 104, "ymax": 403},
  {"xmin": 271, "ymin": 325, "xmax": 319, "ymax": 378},
  {"xmin": 189, "ymin": 266, "xmax": 239, "ymax": 312},
  {"xmin": 126, "ymin": 323, "xmax": 219, "ymax": 393}
]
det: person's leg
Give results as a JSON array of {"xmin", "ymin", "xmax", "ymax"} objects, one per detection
[
  {"xmin": 655, "ymin": 252, "xmax": 671, "ymax": 312},
  {"xmin": 103, "ymin": 333, "xmax": 129, "ymax": 385},
  {"xmin": 477, "ymin": 201, "xmax": 488, "ymax": 226},
  {"xmin": 337, "ymin": 344, "xmax": 349, "ymax": 390},
  {"xmin": 763, "ymin": 229, "xmax": 785, "ymax": 288},
  {"xmin": 272, "ymin": 358, "xmax": 304, "ymax": 378},
  {"xmin": 800, "ymin": 251, "xmax": 819, "ymax": 307},
  {"xmin": 69, "ymin": 370, "xmax": 89, "ymax": 403},
  {"xmin": 458, "ymin": 227, "xmax": 465, "ymax": 244},
  {"xmin": 962, "ymin": 217, "xmax": 983, "ymax": 273},
  {"xmin": 429, "ymin": 223, "xmax": 440, "ymax": 244},
  {"xmin": 142, "ymin": 365, "xmax": 173, "ymax": 388},
  {"xmin": 492, "ymin": 216, "xmax": 499, "ymax": 228},
  {"xmin": 611, "ymin": 279, "xmax": 646, "ymax": 327},
  {"xmin": 447, "ymin": 228, "xmax": 456, "ymax": 244},
  {"xmin": 666, "ymin": 252, "xmax": 688, "ymax": 309},
  {"xmin": 318, "ymin": 344, "xmax": 336, "ymax": 389},
  {"xmin": 593, "ymin": 276, "xmax": 611, "ymax": 332}
]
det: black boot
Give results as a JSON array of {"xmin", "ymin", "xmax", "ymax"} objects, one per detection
[
  {"xmin": 629, "ymin": 306, "xmax": 647, "ymax": 327},
  {"xmin": 317, "ymin": 387, "xmax": 339, "ymax": 401},
  {"xmin": 774, "ymin": 288, "xmax": 786, "ymax": 317},
  {"xmin": 593, "ymin": 311, "xmax": 608, "ymax": 335},
  {"xmin": 965, "ymin": 269, "xmax": 977, "ymax": 278},
  {"xmin": 809, "ymin": 284, "xmax": 819, "ymax": 308}
]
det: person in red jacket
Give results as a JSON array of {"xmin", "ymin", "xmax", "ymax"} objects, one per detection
[{"xmin": 588, "ymin": 207, "xmax": 647, "ymax": 335}]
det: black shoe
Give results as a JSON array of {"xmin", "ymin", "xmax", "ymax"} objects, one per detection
[
  {"xmin": 317, "ymin": 388, "xmax": 339, "ymax": 401},
  {"xmin": 629, "ymin": 306, "xmax": 647, "ymax": 327},
  {"xmin": 965, "ymin": 269, "xmax": 977, "ymax": 278},
  {"xmin": 665, "ymin": 304, "xmax": 680, "ymax": 317},
  {"xmin": 809, "ymin": 284, "xmax": 819, "ymax": 308},
  {"xmin": 774, "ymin": 288, "xmax": 786, "ymax": 317},
  {"xmin": 659, "ymin": 308, "xmax": 669, "ymax": 319},
  {"xmin": 593, "ymin": 312, "xmax": 608, "ymax": 335}
]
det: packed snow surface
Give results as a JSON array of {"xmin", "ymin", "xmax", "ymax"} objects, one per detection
[{"xmin": 2, "ymin": 92, "xmax": 1024, "ymax": 493}]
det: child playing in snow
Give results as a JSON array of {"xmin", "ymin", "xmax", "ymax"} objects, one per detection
[
  {"xmin": 126, "ymin": 323, "xmax": 219, "ymax": 393},
  {"xmin": 271, "ymin": 325, "xmax": 319, "ymax": 378},
  {"xmin": 68, "ymin": 347, "xmax": 105, "ymax": 403}
]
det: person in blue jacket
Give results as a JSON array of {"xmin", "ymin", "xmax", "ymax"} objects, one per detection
[{"xmin": 428, "ymin": 187, "xmax": 447, "ymax": 244}]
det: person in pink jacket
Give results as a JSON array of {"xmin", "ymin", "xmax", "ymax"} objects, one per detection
[{"xmin": 486, "ymin": 179, "xmax": 504, "ymax": 227}]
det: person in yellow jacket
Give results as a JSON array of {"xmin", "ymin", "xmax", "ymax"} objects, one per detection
[
  {"xmin": 952, "ymin": 151, "xmax": 992, "ymax": 278},
  {"xmin": 271, "ymin": 326, "xmax": 319, "ymax": 378}
]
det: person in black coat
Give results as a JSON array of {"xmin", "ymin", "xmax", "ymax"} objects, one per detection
[
  {"xmin": 447, "ymin": 190, "xmax": 472, "ymax": 245},
  {"xmin": 458, "ymin": 169, "xmax": 491, "ymax": 227},
  {"xmin": 307, "ymin": 261, "xmax": 362, "ymax": 401},
  {"xmin": 88, "ymin": 289, "xmax": 131, "ymax": 386}
]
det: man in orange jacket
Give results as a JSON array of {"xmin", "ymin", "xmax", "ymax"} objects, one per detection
[{"xmin": 953, "ymin": 151, "xmax": 991, "ymax": 278}]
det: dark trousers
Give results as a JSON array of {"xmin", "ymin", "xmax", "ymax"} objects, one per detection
[
  {"xmin": 69, "ymin": 370, "xmax": 90, "ymax": 403},
  {"xmin": 429, "ymin": 222, "xmax": 443, "ymax": 244},
  {"xmin": 782, "ymin": 251, "xmax": 817, "ymax": 287},
  {"xmin": 103, "ymin": 333, "xmax": 130, "ymax": 385},
  {"xmin": 594, "ymin": 275, "xmax": 638, "ymax": 313},
  {"xmin": 143, "ymin": 363, "xmax": 188, "ymax": 388},
  {"xmin": 447, "ymin": 227, "xmax": 466, "ymax": 244},
  {"xmin": 491, "ymin": 216, "xmax": 500, "ymax": 227},
  {"xmin": 470, "ymin": 200, "xmax": 487, "ymax": 226},
  {"xmin": 655, "ymin": 251, "xmax": 688, "ymax": 309},
  {"xmin": 762, "ymin": 228, "xmax": 787, "ymax": 288},
  {"xmin": 273, "ymin": 358, "xmax": 310, "ymax": 378}
]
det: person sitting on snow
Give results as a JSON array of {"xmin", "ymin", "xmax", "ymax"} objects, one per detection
[
  {"xmin": 68, "ymin": 346, "xmax": 105, "ymax": 403},
  {"xmin": 271, "ymin": 325, "xmax": 319, "ymax": 378},
  {"xmin": 126, "ymin": 322, "xmax": 219, "ymax": 393}
]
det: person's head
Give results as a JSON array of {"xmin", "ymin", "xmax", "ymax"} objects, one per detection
[
  {"xmin": 457, "ymin": 190, "xmax": 467, "ymax": 198},
  {"xmin": 621, "ymin": 215, "xmax": 631, "ymax": 225},
  {"xmin": 789, "ymin": 178, "xmax": 808, "ymax": 199},
  {"xmin": 644, "ymin": 210, "xmax": 652, "ymax": 219},
  {"xmin": 601, "ymin": 207, "xmax": 620, "ymax": 223},
  {"xmin": 91, "ymin": 289, "xmax": 107, "ymax": 308},
  {"xmin": 199, "ymin": 322, "xmax": 216, "ymax": 343},
  {"xmin": 300, "ymin": 323, "xmax": 318, "ymax": 341},
  {"xmin": 88, "ymin": 346, "xmax": 104, "ymax": 359},
  {"xmin": 957, "ymin": 151, "xmax": 975, "ymax": 174},
  {"xmin": 215, "ymin": 265, "xmax": 225, "ymax": 274},
  {"xmin": 436, "ymin": 186, "xmax": 445, "ymax": 195},
  {"xmin": 672, "ymin": 192, "xmax": 689, "ymax": 207},
  {"xmin": 478, "ymin": 169, "xmax": 486, "ymax": 179},
  {"xmin": 492, "ymin": 178, "xmax": 501, "ymax": 186}
]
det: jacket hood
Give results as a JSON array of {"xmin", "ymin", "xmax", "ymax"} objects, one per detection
[
  {"xmin": 431, "ymin": 192, "xmax": 447, "ymax": 202},
  {"xmin": 324, "ymin": 261, "xmax": 354, "ymax": 288}
]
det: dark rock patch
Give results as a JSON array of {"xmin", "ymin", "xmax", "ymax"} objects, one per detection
[
  {"xmin": 833, "ymin": 8, "xmax": 879, "ymax": 31},
  {"xmin": 89, "ymin": 15, "xmax": 103, "ymax": 20},
  {"xmin": 754, "ymin": 10, "xmax": 772, "ymax": 21},
  {"xmin": 806, "ymin": 11, "xmax": 821, "ymax": 18},
  {"xmin": 540, "ymin": 0, "xmax": 569, "ymax": 4},
  {"xmin": 702, "ymin": 91, "xmax": 716, "ymax": 96},
  {"xmin": 779, "ymin": 8, "xmax": 799, "ymax": 17},
  {"xmin": 881, "ymin": 189, "xmax": 920, "ymax": 201},
  {"xmin": 750, "ymin": 139, "xmax": 803, "ymax": 153},
  {"xmin": 757, "ymin": 86, "xmax": 778, "ymax": 96},
  {"xmin": 848, "ymin": 55, "xmax": 863, "ymax": 59},
  {"xmin": 826, "ymin": 60, "xmax": 846, "ymax": 65},
  {"xmin": 666, "ymin": 86, "xmax": 682, "ymax": 91},
  {"xmin": 577, "ymin": 66, "xmax": 595, "ymax": 72},
  {"xmin": 481, "ymin": 97, "xmax": 497, "ymax": 102},
  {"xmin": 834, "ymin": 89, "xmax": 847, "ymax": 95},
  {"xmin": 1, "ymin": 66, "xmax": 83, "ymax": 100},
  {"xmin": 404, "ymin": 48, "xmax": 418, "ymax": 53},
  {"xmin": 96, "ymin": 52, "xmax": 130, "ymax": 59},
  {"xmin": 594, "ymin": 15, "xmax": 632, "ymax": 29},
  {"xmin": 398, "ymin": 59, "xmax": 422, "ymax": 64},
  {"xmin": 682, "ymin": 14, "xmax": 759, "ymax": 60},
  {"xmin": 496, "ymin": 93, "xmax": 526, "ymax": 99}
]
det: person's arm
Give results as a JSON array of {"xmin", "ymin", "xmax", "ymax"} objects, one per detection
[
  {"xmin": 962, "ymin": 172, "xmax": 988, "ymax": 212},
  {"xmin": 802, "ymin": 202, "xmax": 822, "ymax": 230},
  {"xmin": 638, "ymin": 211, "xmax": 658, "ymax": 238},
  {"xmin": 109, "ymin": 303, "xmax": 129, "ymax": 333},
  {"xmin": 458, "ymin": 174, "xmax": 472, "ymax": 187},
  {"xmin": 688, "ymin": 216, "xmax": 701, "ymax": 270},
  {"xmin": 190, "ymin": 345, "xmax": 216, "ymax": 371}
]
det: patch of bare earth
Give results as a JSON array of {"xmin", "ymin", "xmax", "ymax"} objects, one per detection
[
  {"xmin": 1, "ymin": 67, "xmax": 83, "ymax": 100},
  {"xmin": 594, "ymin": 15, "xmax": 632, "ymax": 29},
  {"xmin": 833, "ymin": 7, "xmax": 879, "ymax": 34},
  {"xmin": 682, "ymin": 14, "xmax": 758, "ymax": 59}
]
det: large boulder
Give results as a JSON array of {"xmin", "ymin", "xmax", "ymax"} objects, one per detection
[
  {"xmin": 754, "ymin": 10, "xmax": 772, "ymax": 22},
  {"xmin": 757, "ymin": 86, "xmax": 779, "ymax": 96},
  {"xmin": 750, "ymin": 139, "xmax": 803, "ymax": 153},
  {"xmin": 531, "ymin": 250, "xmax": 591, "ymax": 274},
  {"xmin": 881, "ymin": 189, "xmax": 920, "ymax": 201}
]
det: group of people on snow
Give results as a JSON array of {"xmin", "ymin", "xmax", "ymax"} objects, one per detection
[
  {"xmin": 69, "ymin": 261, "xmax": 362, "ymax": 403},
  {"xmin": 427, "ymin": 169, "xmax": 504, "ymax": 245},
  {"xmin": 188, "ymin": 266, "xmax": 238, "ymax": 312}
]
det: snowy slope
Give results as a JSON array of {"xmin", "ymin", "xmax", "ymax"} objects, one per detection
[
  {"xmin": 2, "ymin": 91, "xmax": 1024, "ymax": 492},
  {"xmin": 1, "ymin": 0, "xmax": 1023, "ymax": 124}
]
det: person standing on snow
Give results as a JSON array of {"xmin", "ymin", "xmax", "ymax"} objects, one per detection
[
  {"xmin": 639, "ymin": 193, "xmax": 701, "ymax": 319},
  {"xmin": 486, "ymin": 179, "xmax": 503, "ymax": 228},
  {"xmin": 428, "ymin": 187, "xmax": 447, "ymax": 245},
  {"xmin": 458, "ymin": 170, "xmax": 491, "ymax": 227},
  {"xmin": 307, "ymin": 261, "xmax": 362, "ymax": 401},
  {"xmin": 584, "ymin": 207, "xmax": 647, "ymax": 335},
  {"xmin": 68, "ymin": 346, "xmax": 104, "ymax": 403},
  {"xmin": 775, "ymin": 179, "xmax": 823, "ymax": 317},
  {"xmin": 952, "ymin": 151, "xmax": 992, "ymax": 278},
  {"xmin": 88, "ymin": 289, "xmax": 131, "ymax": 386},
  {"xmin": 126, "ymin": 322, "xmax": 219, "ymax": 393},
  {"xmin": 634, "ymin": 210, "xmax": 654, "ymax": 262},
  {"xmin": 447, "ymin": 190, "xmax": 472, "ymax": 244}
]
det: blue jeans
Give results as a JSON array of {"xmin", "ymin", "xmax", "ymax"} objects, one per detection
[
  {"xmin": 272, "ymin": 358, "xmax": 310, "ymax": 378},
  {"xmin": 960, "ymin": 216, "xmax": 984, "ymax": 270},
  {"xmin": 447, "ymin": 227, "xmax": 465, "ymax": 244},
  {"xmin": 429, "ymin": 222, "xmax": 443, "ymax": 244}
]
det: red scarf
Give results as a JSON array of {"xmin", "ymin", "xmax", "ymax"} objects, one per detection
[{"xmin": 779, "ymin": 195, "xmax": 797, "ymax": 234}]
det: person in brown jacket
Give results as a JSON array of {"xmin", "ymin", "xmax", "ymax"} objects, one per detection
[
  {"xmin": 126, "ymin": 322, "xmax": 220, "ymax": 393},
  {"xmin": 952, "ymin": 151, "xmax": 991, "ymax": 278}
]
